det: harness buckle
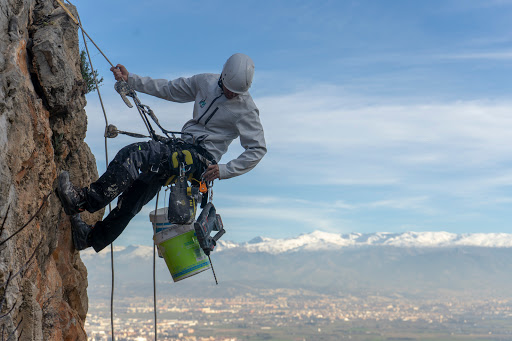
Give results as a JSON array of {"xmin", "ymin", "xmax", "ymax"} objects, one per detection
[{"xmin": 150, "ymin": 163, "xmax": 160, "ymax": 173}]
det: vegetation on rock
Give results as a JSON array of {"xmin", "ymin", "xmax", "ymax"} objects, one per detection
[{"xmin": 80, "ymin": 49, "xmax": 103, "ymax": 94}]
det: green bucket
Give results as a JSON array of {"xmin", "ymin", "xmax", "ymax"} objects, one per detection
[
  {"xmin": 150, "ymin": 207, "xmax": 174, "ymax": 258},
  {"xmin": 152, "ymin": 219, "xmax": 210, "ymax": 282}
]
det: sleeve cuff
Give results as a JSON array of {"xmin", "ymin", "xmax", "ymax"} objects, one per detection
[
  {"xmin": 218, "ymin": 164, "xmax": 229, "ymax": 180},
  {"xmin": 127, "ymin": 72, "xmax": 135, "ymax": 87}
]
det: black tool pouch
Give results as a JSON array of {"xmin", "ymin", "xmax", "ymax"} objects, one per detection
[{"xmin": 167, "ymin": 177, "xmax": 198, "ymax": 224}]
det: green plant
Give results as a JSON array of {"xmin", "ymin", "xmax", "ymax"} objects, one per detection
[{"xmin": 80, "ymin": 49, "xmax": 103, "ymax": 94}]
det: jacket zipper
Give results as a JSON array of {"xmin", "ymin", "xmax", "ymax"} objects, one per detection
[
  {"xmin": 204, "ymin": 107, "xmax": 219, "ymax": 125},
  {"xmin": 182, "ymin": 93, "xmax": 223, "ymax": 131},
  {"xmin": 197, "ymin": 94, "xmax": 223, "ymax": 123}
]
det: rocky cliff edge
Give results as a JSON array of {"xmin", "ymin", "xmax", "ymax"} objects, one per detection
[{"xmin": 0, "ymin": 0, "xmax": 102, "ymax": 340}]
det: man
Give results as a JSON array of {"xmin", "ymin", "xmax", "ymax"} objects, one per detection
[{"xmin": 57, "ymin": 53, "xmax": 266, "ymax": 252}]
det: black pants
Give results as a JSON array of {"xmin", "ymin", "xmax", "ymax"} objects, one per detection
[{"xmin": 83, "ymin": 140, "xmax": 187, "ymax": 252}]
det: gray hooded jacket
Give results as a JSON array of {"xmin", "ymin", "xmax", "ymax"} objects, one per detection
[{"xmin": 127, "ymin": 73, "xmax": 267, "ymax": 179}]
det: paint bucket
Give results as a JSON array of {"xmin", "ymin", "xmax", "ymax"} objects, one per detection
[
  {"xmin": 150, "ymin": 207, "xmax": 173, "ymax": 258},
  {"xmin": 150, "ymin": 207, "xmax": 174, "ymax": 234},
  {"xmin": 151, "ymin": 208, "xmax": 210, "ymax": 282}
]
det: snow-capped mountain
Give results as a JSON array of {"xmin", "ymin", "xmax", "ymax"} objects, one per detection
[
  {"xmin": 81, "ymin": 230, "xmax": 512, "ymax": 260},
  {"xmin": 217, "ymin": 230, "xmax": 512, "ymax": 254}
]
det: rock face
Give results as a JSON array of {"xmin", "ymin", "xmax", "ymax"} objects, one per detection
[{"xmin": 0, "ymin": 0, "xmax": 102, "ymax": 340}]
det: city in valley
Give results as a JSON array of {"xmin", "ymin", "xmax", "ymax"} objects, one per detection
[{"xmin": 86, "ymin": 289, "xmax": 512, "ymax": 341}]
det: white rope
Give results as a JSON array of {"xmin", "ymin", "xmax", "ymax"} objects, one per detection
[
  {"xmin": 153, "ymin": 190, "xmax": 160, "ymax": 340},
  {"xmin": 73, "ymin": 6, "xmax": 116, "ymax": 340},
  {"xmin": 59, "ymin": 4, "xmax": 174, "ymax": 340}
]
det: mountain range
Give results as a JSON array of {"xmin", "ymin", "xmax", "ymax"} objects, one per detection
[
  {"xmin": 215, "ymin": 230, "xmax": 512, "ymax": 253},
  {"xmin": 82, "ymin": 230, "xmax": 512, "ymax": 258},
  {"xmin": 81, "ymin": 231, "xmax": 512, "ymax": 300}
]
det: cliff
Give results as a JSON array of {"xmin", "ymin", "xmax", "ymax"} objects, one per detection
[{"xmin": 0, "ymin": 0, "xmax": 102, "ymax": 340}]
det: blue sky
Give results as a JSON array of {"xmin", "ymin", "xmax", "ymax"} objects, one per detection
[{"xmin": 75, "ymin": 0, "xmax": 512, "ymax": 245}]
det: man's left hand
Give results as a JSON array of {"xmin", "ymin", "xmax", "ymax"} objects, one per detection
[{"xmin": 203, "ymin": 164, "xmax": 220, "ymax": 182}]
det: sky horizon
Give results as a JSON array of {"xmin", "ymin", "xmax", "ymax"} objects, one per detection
[{"xmin": 75, "ymin": 0, "xmax": 512, "ymax": 245}]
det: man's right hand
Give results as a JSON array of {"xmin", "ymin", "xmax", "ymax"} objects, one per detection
[{"xmin": 110, "ymin": 64, "xmax": 129, "ymax": 82}]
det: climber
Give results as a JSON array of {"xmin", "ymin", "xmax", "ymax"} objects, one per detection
[{"xmin": 56, "ymin": 53, "xmax": 266, "ymax": 252}]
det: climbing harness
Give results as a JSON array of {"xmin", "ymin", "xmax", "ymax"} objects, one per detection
[{"xmin": 56, "ymin": 1, "xmax": 227, "ymax": 340}]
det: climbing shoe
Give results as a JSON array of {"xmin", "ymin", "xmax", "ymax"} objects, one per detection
[
  {"xmin": 70, "ymin": 214, "xmax": 92, "ymax": 251},
  {"xmin": 57, "ymin": 171, "xmax": 86, "ymax": 215}
]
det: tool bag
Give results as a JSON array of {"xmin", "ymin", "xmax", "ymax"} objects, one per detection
[{"xmin": 167, "ymin": 176, "xmax": 198, "ymax": 224}]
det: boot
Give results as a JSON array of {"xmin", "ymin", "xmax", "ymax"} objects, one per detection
[
  {"xmin": 57, "ymin": 171, "xmax": 86, "ymax": 215},
  {"xmin": 70, "ymin": 214, "xmax": 92, "ymax": 251}
]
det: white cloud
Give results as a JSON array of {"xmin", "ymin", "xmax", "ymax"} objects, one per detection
[
  {"xmin": 220, "ymin": 206, "xmax": 345, "ymax": 232},
  {"xmin": 439, "ymin": 51, "xmax": 512, "ymax": 60},
  {"xmin": 444, "ymin": 0, "xmax": 512, "ymax": 11},
  {"xmin": 363, "ymin": 196, "xmax": 434, "ymax": 213},
  {"xmin": 491, "ymin": 196, "xmax": 512, "ymax": 204},
  {"xmin": 260, "ymin": 90, "xmax": 512, "ymax": 154},
  {"xmin": 256, "ymin": 88, "xmax": 512, "ymax": 194}
]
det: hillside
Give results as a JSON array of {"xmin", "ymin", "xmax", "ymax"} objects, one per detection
[{"xmin": 83, "ymin": 231, "xmax": 512, "ymax": 300}]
